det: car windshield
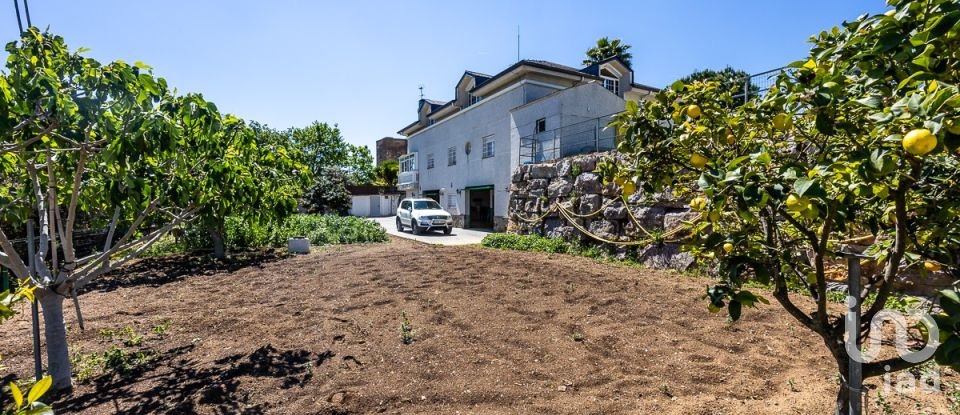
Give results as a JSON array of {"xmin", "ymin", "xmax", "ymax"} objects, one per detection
[{"xmin": 413, "ymin": 200, "xmax": 442, "ymax": 210}]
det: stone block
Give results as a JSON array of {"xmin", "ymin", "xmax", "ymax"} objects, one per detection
[
  {"xmin": 548, "ymin": 178, "xmax": 574, "ymax": 199},
  {"xmin": 528, "ymin": 164, "xmax": 557, "ymax": 179},
  {"xmin": 578, "ymin": 194, "xmax": 603, "ymax": 216},
  {"xmin": 556, "ymin": 159, "xmax": 573, "ymax": 177},
  {"xmin": 637, "ymin": 243, "xmax": 696, "ymax": 270},
  {"xmin": 574, "ymin": 172, "xmax": 602, "ymax": 195},
  {"xmin": 603, "ymin": 201, "xmax": 628, "ymax": 221}
]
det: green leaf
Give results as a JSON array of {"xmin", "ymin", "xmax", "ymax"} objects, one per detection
[
  {"xmin": 728, "ymin": 300, "xmax": 742, "ymax": 321},
  {"xmin": 855, "ymin": 95, "xmax": 883, "ymax": 109},
  {"xmin": 794, "ymin": 177, "xmax": 825, "ymax": 198}
]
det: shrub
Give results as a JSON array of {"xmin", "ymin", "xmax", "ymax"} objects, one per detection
[
  {"xmin": 267, "ymin": 214, "xmax": 387, "ymax": 247},
  {"xmin": 481, "ymin": 233, "xmax": 572, "ymax": 254}
]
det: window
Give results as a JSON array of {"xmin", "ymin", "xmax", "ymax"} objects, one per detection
[
  {"xmin": 413, "ymin": 200, "xmax": 442, "ymax": 210},
  {"xmin": 535, "ymin": 118, "xmax": 546, "ymax": 134},
  {"xmin": 469, "ymin": 94, "xmax": 482, "ymax": 106},
  {"xmin": 447, "ymin": 146, "xmax": 456, "ymax": 166},
  {"xmin": 482, "ymin": 135, "xmax": 495, "ymax": 158},
  {"xmin": 601, "ymin": 78, "xmax": 620, "ymax": 95},
  {"xmin": 399, "ymin": 153, "xmax": 416, "ymax": 172},
  {"xmin": 428, "ymin": 119, "xmax": 436, "ymax": 126},
  {"xmin": 447, "ymin": 194, "xmax": 458, "ymax": 210},
  {"xmin": 401, "ymin": 200, "xmax": 411, "ymax": 210},
  {"xmin": 427, "ymin": 153, "xmax": 435, "ymax": 169}
]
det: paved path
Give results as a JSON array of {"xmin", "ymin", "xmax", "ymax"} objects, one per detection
[{"xmin": 371, "ymin": 216, "xmax": 492, "ymax": 246}]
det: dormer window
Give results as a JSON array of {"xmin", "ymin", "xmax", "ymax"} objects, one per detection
[
  {"xmin": 470, "ymin": 94, "xmax": 482, "ymax": 105},
  {"xmin": 600, "ymin": 66, "xmax": 622, "ymax": 95},
  {"xmin": 601, "ymin": 78, "xmax": 619, "ymax": 95},
  {"xmin": 428, "ymin": 119, "xmax": 436, "ymax": 126}
]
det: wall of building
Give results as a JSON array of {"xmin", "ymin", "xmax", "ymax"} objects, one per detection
[
  {"xmin": 375, "ymin": 137, "xmax": 407, "ymax": 165},
  {"xmin": 349, "ymin": 194, "xmax": 402, "ymax": 217},
  {"xmin": 406, "ymin": 83, "xmax": 534, "ymax": 231}
]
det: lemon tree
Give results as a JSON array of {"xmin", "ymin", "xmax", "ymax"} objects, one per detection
[{"xmin": 602, "ymin": 0, "xmax": 960, "ymax": 412}]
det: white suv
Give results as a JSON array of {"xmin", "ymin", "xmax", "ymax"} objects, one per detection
[{"xmin": 396, "ymin": 198, "xmax": 453, "ymax": 235}]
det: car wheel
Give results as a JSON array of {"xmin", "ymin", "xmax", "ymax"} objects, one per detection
[
  {"xmin": 396, "ymin": 217, "xmax": 403, "ymax": 232},
  {"xmin": 411, "ymin": 220, "xmax": 421, "ymax": 235},
  {"xmin": 443, "ymin": 226, "xmax": 452, "ymax": 235}
]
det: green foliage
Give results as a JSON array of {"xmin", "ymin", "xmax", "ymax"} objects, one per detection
[
  {"xmin": 268, "ymin": 214, "xmax": 387, "ymax": 247},
  {"xmin": 583, "ymin": 37, "xmax": 632, "ymax": 68},
  {"xmin": 72, "ymin": 325, "xmax": 160, "ymax": 384},
  {"xmin": 481, "ymin": 233, "xmax": 608, "ymax": 260},
  {"xmin": 373, "ymin": 159, "xmax": 400, "ymax": 187},
  {"xmin": 679, "ymin": 66, "xmax": 757, "ymax": 104},
  {"xmin": 602, "ymin": 0, "xmax": 960, "ymax": 402},
  {"xmin": 399, "ymin": 312, "xmax": 415, "ymax": 345},
  {"xmin": 303, "ymin": 167, "xmax": 352, "ymax": 215},
  {"xmin": 4, "ymin": 376, "xmax": 52, "ymax": 415}
]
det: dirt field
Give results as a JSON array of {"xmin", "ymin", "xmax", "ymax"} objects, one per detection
[{"xmin": 0, "ymin": 237, "xmax": 955, "ymax": 414}]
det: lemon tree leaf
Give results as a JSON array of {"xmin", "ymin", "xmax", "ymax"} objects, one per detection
[
  {"xmin": 9, "ymin": 381, "xmax": 23, "ymax": 408},
  {"xmin": 26, "ymin": 376, "xmax": 51, "ymax": 404}
]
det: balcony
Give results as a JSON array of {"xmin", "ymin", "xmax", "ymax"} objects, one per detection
[
  {"xmin": 398, "ymin": 153, "xmax": 418, "ymax": 190},
  {"xmin": 518, "ymin": 113, "xmax": 620, "ymax": 164}
]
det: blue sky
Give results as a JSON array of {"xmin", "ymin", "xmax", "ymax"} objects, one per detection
[{"xmin": 3, "ymin": 1, "xmax": 885, "ymax": 151}]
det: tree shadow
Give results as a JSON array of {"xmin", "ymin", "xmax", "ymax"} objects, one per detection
[
  {"xmin": 84, "ymin": 251, "xmax": 288, "ymax": 294},
  {"xmin": 57, "ymin": 344, "xmax": 336, "ymax": 414}
]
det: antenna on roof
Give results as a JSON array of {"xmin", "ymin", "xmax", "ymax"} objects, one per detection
[
  {"xmin": 418, "ymin": 85, "xmax": 424, "ymax": 100},
  {"xmin": 517, "ymin": 25, "xmax": 520, "ymax": 62}
]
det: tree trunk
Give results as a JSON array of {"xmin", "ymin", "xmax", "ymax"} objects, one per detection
[
  {"xmin": 835, "ymin": 380, "xmax": 851, "ymax": 415},
  {"xmin": 38, "ymin": 290, "xmax": 72, "ymax": 392},
  {"xmin": 209, "ymin": 225, "xmax": 226, "ymax": 259}
]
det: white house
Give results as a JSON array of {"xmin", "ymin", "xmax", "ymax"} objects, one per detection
[{"xmin": 396, "ymin": 57, "xmax": 657, "ymax": 231}]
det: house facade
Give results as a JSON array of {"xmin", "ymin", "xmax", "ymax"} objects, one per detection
[{"xmin": 397, "ymin": 57, "xmax": 656, "ymax": 231}]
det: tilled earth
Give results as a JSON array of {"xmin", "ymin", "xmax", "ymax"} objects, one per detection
[{"xmin": 0, "ymin": 237, "xmax": 955, "ymax": 414}]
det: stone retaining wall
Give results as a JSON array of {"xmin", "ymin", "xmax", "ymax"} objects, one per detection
[{"xmin": 507, "ymin": 152, "xmax": 696, "ymax": 270}]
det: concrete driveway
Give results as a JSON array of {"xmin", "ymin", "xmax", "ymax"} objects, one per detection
[{"xmin": 370, "ymin": 216, "xmax": 492, "ymax": 246}]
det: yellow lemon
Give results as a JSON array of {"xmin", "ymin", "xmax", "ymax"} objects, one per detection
[
  {"xmin": 726, "ymin": 134, "xmax": 736, "ymax": 145},
  {"xmin": 773, "ymin": 113, "xmax": 793, "ymax": 131},
  {"xmin": 722, "ymin": 243, "xmax": 734, "ymax": 253},
  {"xmin": 613, "ymin": 176, "xmax": 626, "ymax": 187},
  {"xmin": 622, "ymin": 181, "xmax": 637, "ymax": 196},
  {"xmin": 686, "ymin": 105, "xmax": 702, "ymax": 119},
  {"xmin": 946, "ymin": 119, "xmax": 960, "ymax": 136},
  {"xmin": 801, "ymin": 204, "xmax": 820, "ymax": 220},
  {"xmin": 689, "ymin": 196, "xmax": 707, "ymax": 211},
  {"xmin": 924, "ymin": 261, "xmax": 942, "ymax": 272},
  {"xmin": 902, "ymin": 128, "xmax": 937, "ymax": 156},
  {"xmin": 785, "ymin": 194, "xmax": 808, "ymax": 212},
  {"xmin": 690, "ymin": 153, "xmax": 709, "ymax": 168}
]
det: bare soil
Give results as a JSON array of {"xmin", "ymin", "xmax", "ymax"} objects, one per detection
[{"xmin": 0, "ymin": 237, "xmax": 955, "ymax": 414}]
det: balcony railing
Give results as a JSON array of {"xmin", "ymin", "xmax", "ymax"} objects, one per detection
[
  {"xmin": 398, "ymin": 170, "xmax": 418, "ymax": 190},
  {"xmin": 518, "ymin": 113, "xmax": 620, "ymax": 164}
]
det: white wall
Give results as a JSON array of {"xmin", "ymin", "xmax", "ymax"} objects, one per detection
[
  {"xmin": 349, "ymin": 194, "xmax": 401, "ymax": 217},
  {"xmin": 407, "ymin": 82, "xmax": 535, "ymax": 220}
]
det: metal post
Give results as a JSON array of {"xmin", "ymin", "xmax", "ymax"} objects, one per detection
[
  {"xmin": 743, "ymin": 76, "xmax": 750, "ymax": 103},
  {"xmin": 26, "ymin": 220, "xmax": 43, "ymax": 381},
  {"xmin": 595, "ymin": 118, "xmax": 600, "ymax": 152},
  {"xmin": 846, "ymin": 255, "xmax": 863, "ymax": 415}
]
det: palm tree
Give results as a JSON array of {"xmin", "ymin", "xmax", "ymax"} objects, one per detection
[{"xmin": 583, "ymin": 37, "xmax": 633, "ymax": 68}]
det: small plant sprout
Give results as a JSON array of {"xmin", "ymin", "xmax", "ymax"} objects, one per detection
[{"xmin": 399, "ymin": 312, "xmax": 415, "ymax": 345}]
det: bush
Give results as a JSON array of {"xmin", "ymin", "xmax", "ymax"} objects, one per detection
[
  {"xmin": 151, "ymin": 214, "xmax": 387, "ymax": 256},
  {"xmin": 267, "ymin": 214, "xmax": 388, "ymax": 247}
]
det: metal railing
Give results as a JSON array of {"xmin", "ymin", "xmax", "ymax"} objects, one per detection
[
  {"xmin": 731, "ymin": 67, "xmax": 787, "ymax": 103},
  {"xmin": 518, "ymin": 113, "xmax": 621, "ymax": 164}
]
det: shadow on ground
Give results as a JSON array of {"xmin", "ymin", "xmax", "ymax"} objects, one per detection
[
  {"xmin": 57, "ymin": 344, "xmax": 334, "ymax": 414},
  {"xmin": 84, "ymin": 251, "xmax": 288, "ymax": 294}
]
